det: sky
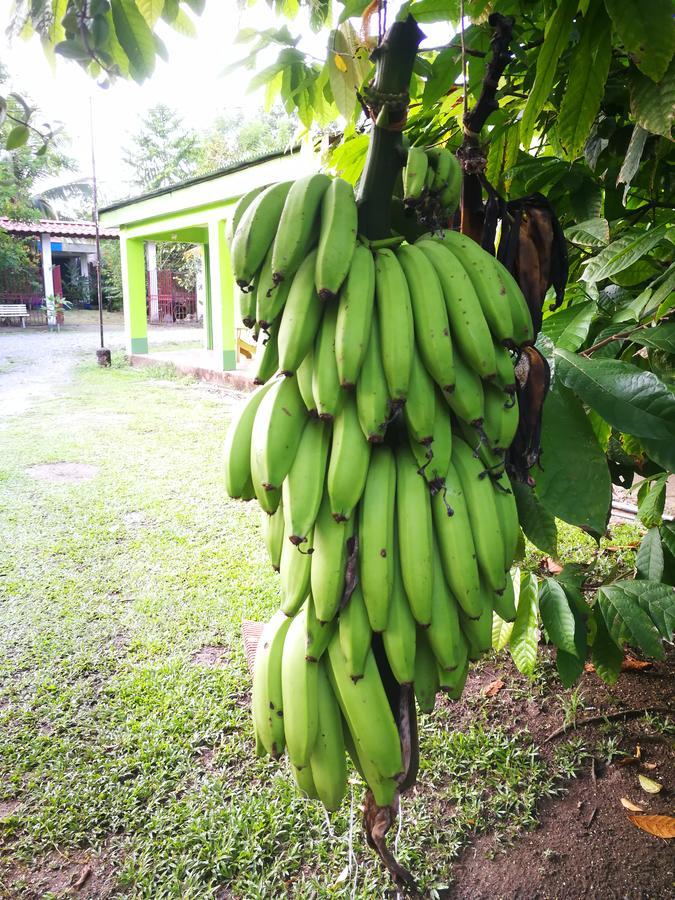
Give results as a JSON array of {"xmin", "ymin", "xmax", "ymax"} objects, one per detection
[{"xmin": 1, "ymin": 1, "xmax": 453, "ymax": 205}]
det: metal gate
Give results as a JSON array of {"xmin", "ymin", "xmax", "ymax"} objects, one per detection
[{"xmin": 147, "ymin": 269, "xmax": 198, "ymax": 324}]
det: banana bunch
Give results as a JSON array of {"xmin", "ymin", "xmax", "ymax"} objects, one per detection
[
  {"xmin": 402, "ymin": 145, "xmax": 462, "ymax": 229},
  {"xmin": 224, "ymin": 169, "xmax": 534, "ymax": 812}
]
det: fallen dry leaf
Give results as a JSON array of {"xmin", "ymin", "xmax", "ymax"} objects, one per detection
[
  {"xmin": 627, "ymin": 814, "xmax": 675, "ymax": 839},
  {"xmin": 585, "ymin": 657, "xmax": 652, "ymax": 674},
  {"xmin": 643, "ymin": 762, "xmax": 657, "ymax": 770},
  {"xmin": 620, "ymin": 798, "xmax": 644, "ymax": 812},
  {"xmin": 638, "ymin": 774, "xmax": 662, "ymax": 794},
  {"xmin": 482, "ymin": 678, "xmax": 505, "ymax": 698}
]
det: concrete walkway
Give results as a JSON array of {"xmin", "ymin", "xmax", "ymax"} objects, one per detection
[{"xmin": 0, "ymin": 311, "xmax": 202, "ymax": 417}]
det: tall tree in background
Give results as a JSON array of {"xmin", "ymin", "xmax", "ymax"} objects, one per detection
[
  {"xmin": 122, "ymin": 103, "xmax": 200, "ymax": 192},
  {"xmin": 197, "ymin": 104, "xmax": 297, "ymax": 173}
]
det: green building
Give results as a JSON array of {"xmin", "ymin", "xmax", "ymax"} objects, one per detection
[{"xmin": 100, "ymin": 149, "xmax": 312, "ymax": 371}]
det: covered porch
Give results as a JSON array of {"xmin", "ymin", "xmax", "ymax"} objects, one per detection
[{"xmin": 99, "ymin": 149, "xmax": 312, "ymax": 373}]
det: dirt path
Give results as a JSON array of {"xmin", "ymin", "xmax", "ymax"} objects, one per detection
[{"xmin": 0, "ymin": 312, "xmax": 201, "ymax": 418}]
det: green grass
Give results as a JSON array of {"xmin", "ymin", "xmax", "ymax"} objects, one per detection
[{"xmin": 0, "ymin": 360, "xmax": 602, "ymax": 897}]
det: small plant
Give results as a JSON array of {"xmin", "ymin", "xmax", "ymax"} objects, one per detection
[{"xmin": 560, "ymin": 686, "xmax": 586, "ymax": 729}]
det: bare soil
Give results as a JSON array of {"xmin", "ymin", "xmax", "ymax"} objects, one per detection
[{"xmin": 444, "ymin": 654, "xmax": 674, "ymax": 900}]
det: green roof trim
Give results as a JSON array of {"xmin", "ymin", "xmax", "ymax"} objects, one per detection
[{"xmin": 100, "ymin": 148, "xmax": 299, "ymax": 215}]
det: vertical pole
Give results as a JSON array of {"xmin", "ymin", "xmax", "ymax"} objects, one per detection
[
  {"xmin": 207, "ymin": 219, "xmax": 236, "ymax": 371},
  {"xmin": 89, "ymin": 97, "xmax": 107, "ymax": 360},
  {"xmin": 40, "ymin": 233, "xmax": 53, "ymax": 297},
  {"xmin": 146, "ymin": 241, "xmax": 159, "ymax": 323},
  {"xmin": 120, "ymin": 237, "xmax": 148, "ymax": 355}
]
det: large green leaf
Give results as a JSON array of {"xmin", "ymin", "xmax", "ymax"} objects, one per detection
[
  {"xmin": 338, "ymin": 0, "xmax": 371, "ymax": 22},
  {"xmin": 110, "ymin": 0, "xmax": 155, "ymax": 82},
  {"xmin": 534, "ymin": 384, "xmax": 611, "ymax": 534},
  {"xmin": 558, "ymin": 3, "xmax": 612, "ymax": 158},
  {"xmin": 636, "ymin": 528, "xmax": 664, "ymax": 582},
  {"xmin": 328, "ymin": 28, "xmax": 357, "ymax": 120},
  {"xmin": 405, "ymin": 0, "xmax": 461, "ymax": 23},
  {"xmin": 591, "ymin": 605, "xmax": 623, "ymax": 684},
  {"xmin": 637, "ymin": 474, "xmax": 668, "ymax": 528},
  {"xmin": 632, "ymin": 322, "xmax": 675, "ymax": 354},
  {"xmin": 539, "ymin": 578, "xmax": 577, "ymax": 655},
  {"xmin": 564, "ymin": 217, "xmax": 609, "ymax": 248},
  {"xmin": 598, "ymin": 580, "xmax": 675, "ymax": 659},
  {"xmin": 509, "ymin": 573, "xmax": 539, "ymax": 676},
  {"xmin": 512, "ymin": 482, "xmax": 558, "ymax": 557},
  {"xmin": 137, "ymin": 0, "xmax": 164, "ymax": 26},
  {"xmin": 581, "ymin": 225, "xmax": 669, "ymax": 284},
  {"xmin": 554, "ymin": 350, "xmax": 675, "ymax": 442},
  {"xmin": 605, "ymin": 0, "xmax": 675, "ymax": 83},
  {"xmin": 629, "ymin": 61, "xmax": 675, "ymax": 138},
  {"xmin": 542, "ymin": 302, "xmax": 595, "ymax": 348},
  {"xmin": 423, "ymin": 48, "xmax": 461, "ymax": 108},
  {"xmin": 520, "ymin": 0, "xmax": 577, "ymax": 148}
]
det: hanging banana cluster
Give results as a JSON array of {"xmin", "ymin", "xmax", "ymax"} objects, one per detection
[
  {"xmin": 402, "ymin": 145, "xmax": 462, "ymax": 230},
  {"xmin": 223, "ymin": 167, "xmax": 535, "ymax": 811}
]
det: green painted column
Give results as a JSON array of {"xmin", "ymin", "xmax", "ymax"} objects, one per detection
[
  {"xmin": 120, "ymin": 236, "xmax": 148, "ymax": 354},
  {"xmin": 207, "ymin": 219, "xmax": 236, "ymax": 371}
]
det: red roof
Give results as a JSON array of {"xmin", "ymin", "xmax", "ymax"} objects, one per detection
[{"xmin": 0, "ymin": 217, "xmax": 118, "ymax": 239}]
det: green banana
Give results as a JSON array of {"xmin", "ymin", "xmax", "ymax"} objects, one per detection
[
  {"xmin": 342, "ymin": 714, "xmax": 398, "ymax": 807},
  {"xmin": 416, "ymin": 239, "xmax": 496, "ymax": 379},
  {"xmin": 281, "ymin": 612, "xmax": 319, "ymax": 767},
  {"xmin": 427, "ymin": 539, "xmax": 467, "ymax": 671},
  {"xmin": 296, "ymin": 349, "xmax": 317, "ymax": 416},
  {"xmin": 260, "ymin": 502, "xmax": 284, "ymax": 572},
  {"xmin": 483, "ymin": 383, "xmax": 519, "ymax": 452},
  {"xmin": 493, "ymin": 570, "xmax": 517, "ymax": 622},
  {"xmin": 374, "ymin": 249, "xmax": 414, "ymax": 405},
  {"xmin": 310, "ymin": 491, "xmax": 352, "ymax": 623},
  {"xmin": 359, "ymin": 446, "xmax": 396, "ymax": 632},
  {"xmin": 291, "ymin": 762, "xmax": 320, "ymax": 800},
  {"xmin": 232, "ymin": 181, "xmax": 292, "ymax": 288},
  {"xmin": 309, "ymin": 662, "xmax": 348, "ymax": 810},
  {"xmin": 327, "ymin": 636, "xmax": 403, "ymax": 780},
  {"xmin": 493, "ymin": 258, "xmax": 534, "ymax": 346},
  {"xmin": 431, "ymin": 229, "xmax": 514, "ymax": 344},
  {"xmin": 256, "ymin": 243, "xmax": 293, "ymax": 330},
  {"xmin": 335, "ymin": 244, "xmax": 375, "ymax": 389},
  {"xmin": 312, "ymin": 302, "xmax": 341, "ymax": 421},
  {"xmin": 355, "ymin": 312, "xmax": 390, "ymax": 443},
  {"xmin": 451, "ymin": 437, "xmax": 506, "ymax": 593},
  {"xmin": 396, "ymin": 445, "xmax": 433, "ymax": 626},
  {"xmin": 250, "ymin": 374, "xmax": 306, "ymax": 493},
  {"xmin": 327, "ymin": 392, "xmax": 371, "ymax": 522},
  {"xmin": 432, "ymin": 460, "xmax": 483, "ymax": 618},
  {"xmin": 494, "ymin": 343, "xmax": 517, "ymax": 393},
  {"xmin": 338, "ymin": 583, "xmax": 371, "ymax": 681},
  {"xmin": 282, "ymin": 418, "xmax": 330, "ymax": 545},
  {"xmin": 227, "ymin": 183, "xmax": 267, "ymax": 244},
  {"xmin": 459, "ymin": 581, "xmax": 493, "ymax": 660},
  {"xmin": 411, "ymin": 392, "xmax": 453, "ymax": 490},
  {"xmin": 272, "ymin": 173, "xmax": 331, "ymax": 284},
  {"xmin": 443, "ymin": 350, "xmax": 485, "ymax": 426},
  {"xmin": 305, "ymin": 595, "xmax": 336, "ymax": 662},
  {"xmin": 437, "ymin": 655, "xmax": 469, "ymax": 700},
  {"xmin": 403, "ymin": 345, "xmax": 436, "ymax": 446},
  {"xmin": 382, "ymin": 550, "xmax": 417, "ymax": 685},
  {"xmin": 277, "ymin": 250, "xmax": 324, "ymax": 375},
  {"xmin": 439, "ymin": 152, "xmax": 461, "ymax": 215},
  {"xmin": 427, "ymin": 146, "xmax": 453, "ymax": 193},
  {"xmin": 397, "ymin": 242, "xmax": 455, "ymax": 394},
  {"xmin": 252, "ymin": 317, "xmax": 279, "ymax": 385},
  {"xmin": 223, "ymin": 380, "xmax": 274, "ymax": 500},
  {"xmin": 251, "ymin": 448, "xmax": 281, "ymax": 515},
  {"xmin": 315, "ymin": 177, "xmax": 358, "ymax": 301},
  {"xmin": 414, "ymin": 628, "xmax": 439, "ymax": 714},
  {"xmin": 279, "ymin": 532, "xmax": 313, "ymax": 617},
  {"xmin": 403, "ymin": 146, "xmax": 429, "ymax": 204},
  {"xmin": 457, "ymin": 419, "xmax": 506, "ymax": 479},
  {"xmin": 252, "ymin": 610, "xmax": 292, "ymax": 757},
  {"xmin": 493, "ymin": 471, "xmax": 519, "ymax": 571},
  {"xmin": 237, "ymin": 284, "xmax": 257, "ymax": 329}
]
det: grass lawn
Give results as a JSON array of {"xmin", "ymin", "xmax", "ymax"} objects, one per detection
[{"xmin": 0, "ymin": 357, "xmax": 654, "ymax": 898}]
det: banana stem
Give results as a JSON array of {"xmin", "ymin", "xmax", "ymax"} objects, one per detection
[{"xmin": 356, "ymin": 16, "xmax": 424, "ymax": 241}]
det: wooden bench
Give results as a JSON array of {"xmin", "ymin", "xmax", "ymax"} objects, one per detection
[{"xmin": 0, "ymin": 304, "xmax": 30, "ymax": 328}]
